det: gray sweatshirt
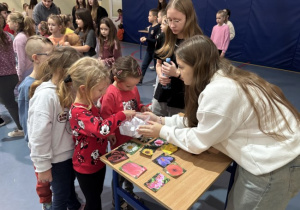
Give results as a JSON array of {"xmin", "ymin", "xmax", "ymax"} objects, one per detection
[{"xmin": 33, "ymin": 1, "xmax": 60, "ymax": 25}]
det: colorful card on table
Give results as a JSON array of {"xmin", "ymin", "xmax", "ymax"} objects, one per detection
[
  {"xmin": 153, "ymin": 153, "xmax": 175, "ymax": 168},
  {"xmin": 149, "ymin": 138, "xmax": 167, "ymax": 148},
  {"xmin": 164, "ymin": 162, "xmax": 186, "ymax": 177},
  {"xmin": 106, "ymin": 150, "xmax": 128, "ymax": 163},
  {"xmin": 144, "ymin": 173, "xmax": 170, "ymax": 192},
  {"xmin": 137, "ymin": 136, "xmax": 152, "ymax": 143},
  {"xmin": 119, "ymin": 140, "xmax": 142, "ymax": 155},
  {"xmin": 140, "ymin": 145, "xmax": 157, "ymax": 157},
  {"xmin": 161, "ymin": 143, "xmax": 178, "ymax": 155},
  {"xmin": 119, "ymin": 161, "xmax": 147, "ymax": 179}
]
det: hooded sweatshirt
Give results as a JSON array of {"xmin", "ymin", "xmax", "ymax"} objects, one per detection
[{"xmin": 28, "ymin": 80, "xmax": 74, "ymax": 173}]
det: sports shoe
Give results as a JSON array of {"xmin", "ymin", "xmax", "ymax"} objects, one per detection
[
  {"xmin": 42, "ymin": 202, "xmax": 52, "ymax": 210},
  {"xmin": 8, "ymin": 129, "xmax": 24, "ymax": 137},
  {"xmin": 149, "ymin": 66, "xmax": 155, "ymax": 71},
  {"xmin": 0, "ymin": 117, "xmax": 5, "ymax": 127}
]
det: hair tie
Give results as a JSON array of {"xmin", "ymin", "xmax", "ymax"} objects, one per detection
[
  {"xmin": 64, "ymin": 75, "xmax": 72, "ymax": 83},
  {"xmin": 137, "ymin": 66, "xmax": 142, "ymax": 76},
  {"xmin": 117, "ymin": 70, "xmax": 123, "ymax": 76}
]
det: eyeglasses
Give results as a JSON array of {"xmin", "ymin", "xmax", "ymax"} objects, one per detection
[
  {"xmin": 36, "ymin": 53, "xmax": 50, "ymax": 56},
  {"xmin": 166, "ymin": 18, "xmax": 183, "ymax": 25}
]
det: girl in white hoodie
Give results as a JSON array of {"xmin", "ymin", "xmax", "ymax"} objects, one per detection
[
  {"xmin": 138, "ymin": 35, "xmax": 300, "ymax": 210},
  {"xmin": 28, "ymin": 47, "xmax": 82, "ymax": 210}
]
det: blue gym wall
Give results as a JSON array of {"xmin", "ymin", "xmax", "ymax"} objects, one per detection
[{"xmin": 122, "ymin": 0, "xmax": 300, "ymax": 72}]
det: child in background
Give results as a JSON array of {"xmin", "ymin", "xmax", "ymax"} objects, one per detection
[
  {"xmin": 68, "ymin": 8, "xmax": 96, "ymax": 57},
  {"xmin": 210, "ymin": 10, "xmax": 230, "ymax": 58},
  {"xmin": 100, "ymin": 56, "xmax": 151, "ymax": 208},
  {"xmin": 47, "ymin": 14, "xmax": 67, "ymax": 46},
  {"xmin": 72, "ymin": 0, "xmax": 86, "ymax": 29},
  {"xmin": 59, "ymin": 57, "xmax": 135, "ymax": 210},
  {"xmin": 7, "ymin": 12, "xmax": 34, "ymax": 82},
  {"xmin": 22, "ymin": 3, "xmax": 28, "ymax": 17},
  {"xmin": 60, "ymin": 14, "xmax": 74, "ymax": 34},
  {"xmin": 0, "ymin": 3, "xmax": 14, "ymax": 35},
  {"xmin": 117, "ymin": 23, "xmax": 124, "ymax": 41},
  {"xmin": 223, "ymin": 8, "xmax": 235, "ymax": 40},
  {"xmin": 115, "ymin": 9, "xmax": 123, "ymax": 24},
  {"xmin": 98, "ymin": 17, "xmax": 121, "ymax": 67},
  {"xmin": 18, "ymin": 35, "xmax": 53, "ymax": 210},
  {"xmin": 28, "ymin": 47, "xmax": 82, "ymax": 210},
  {"xmin": 0, "ymin": 15, "xmax": 23, "ymax": 136},
  {"xmin": 139, "ymin": 8, "xmax": 160, "ymax": 84},
  {"xmin": 38, "ymin": 21, "xmax": 50, "ymax": 37}
]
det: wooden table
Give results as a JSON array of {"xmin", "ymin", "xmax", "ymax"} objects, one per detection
[
  {"xmin": 138, "ymin": 30, "xmax": 149, "ymax": 59},
  {"xmin": 101, "ymin": 139, "xmax": 232, "ymax": 210}
]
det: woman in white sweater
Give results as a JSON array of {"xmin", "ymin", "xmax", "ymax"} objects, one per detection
[{"xmin": 138, "ymin": 35, "xmax": 300, "ymax": 210}]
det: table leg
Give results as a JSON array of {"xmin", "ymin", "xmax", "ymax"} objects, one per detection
[
  {"xmin": 224, "ymin": 161, "xmax": 237, "ymax": 209},
  {"xmin": 139, "ymin": 32, "xmax": 142, "ymax": 59},
  {"xmin": 113, "ymin": 171, "xmax": 121, "ymax": 210}
]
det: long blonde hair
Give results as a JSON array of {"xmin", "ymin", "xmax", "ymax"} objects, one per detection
[
  {"xmin": 30, "ymin": 47, "xmax": 82, "ymax": 99},
  {"xmin": 58, "ymin": 57, "xmax": 110, "ymax": 110},
  {"xmin": 176, "ymin": 35, "xmax": 300, "ymax": 139},
  {"xmin": 87, "ymin": 0, "xmax": 99, "ymax": 22},
  {"xmin": 156, "ymin": 0, "xmax": 203, "ymax": 59}
]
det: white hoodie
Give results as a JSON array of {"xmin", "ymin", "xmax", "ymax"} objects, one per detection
[
  {"xmin": 160, "ymin": 71, "xmax": 300, "ymax": 175},
  {"xmin": 28, "ymin": 80, "xmax": 74, "ymax": 173}
]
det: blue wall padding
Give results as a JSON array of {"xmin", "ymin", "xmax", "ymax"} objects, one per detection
[{"xmin": 123, "ymin": 0, "xmax": 300, "ymax": 71}]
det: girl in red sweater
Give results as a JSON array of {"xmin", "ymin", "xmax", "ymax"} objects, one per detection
[{"xmin": 60, "ymin": 57, "xmax": 135, "ymax": 210}]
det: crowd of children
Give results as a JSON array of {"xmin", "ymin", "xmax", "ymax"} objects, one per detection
[{"xmin": 0, "ymin": 1, "xmax": 299, "ymax": 210}]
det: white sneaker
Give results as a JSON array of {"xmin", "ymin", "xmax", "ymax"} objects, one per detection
[
  {"xmin": 149, "ymin": 66, "xmax": 155, "ymax": 70},
  {"xmin": 8, "ymin": 129, "xmax": 24, "ymax": 137}
]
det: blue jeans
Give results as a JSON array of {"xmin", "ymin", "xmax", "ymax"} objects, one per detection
[
  {"xmin": 51, "ymin": 159, "xmax": 81, "ymax": 210},
  {"xmin": 226, "ymin": 155, "xmax": 300, "ymax": 210},
  {"xmin": 141, "ymin": 50, "xmax": 156, "ymax": 79}
]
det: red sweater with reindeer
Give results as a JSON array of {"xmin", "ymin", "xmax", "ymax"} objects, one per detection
[{"xmin": 69, "ymin": 103, "xmax": 126, "ymax": 174}]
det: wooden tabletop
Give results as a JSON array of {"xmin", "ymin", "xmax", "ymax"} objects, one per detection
[{"xmin": 101, "ymin": 139, "xmax": 232, "ymax": 210}]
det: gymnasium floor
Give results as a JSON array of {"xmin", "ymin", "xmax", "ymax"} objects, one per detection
[{"xmin": 0, "ymin": 42, "xmax": 299, "ymax": 210}]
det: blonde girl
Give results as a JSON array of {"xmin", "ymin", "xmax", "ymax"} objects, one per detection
[
  {"xmin": 98, "ymin": 17, "xmax": 121, "ymax": 67},
  {"xmin": 47, "ymin": 14, "xmax": 66, "ymax": 46},
  {"xmin": 7, "ymin": 12, "xmax": 35, "ymax": 81},
  {"xmin": 38, "ymin": 21, "xmax": 50, "ymax": 37},
  {"xmin": 138, "ymin": 35, "xmax": 300, "ymax": 210},
  {"xmin": 28, "ymin": 47, "xmax": 82, "ymax": 210},
  {"xmin": 152, "ymin": 0, "xmax": 203, "ymax": 117},
  {"xmin": 59, "ymin": 57, "xmax": 135, "ymax": 210}
]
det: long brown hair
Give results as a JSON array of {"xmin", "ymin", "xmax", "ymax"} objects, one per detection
[
  {"xmin": 156, "ymin": 0, "xmax": 203, "ymax": 59},
  {"xmin": 75, "ymin": 8, "xmax": 94, "ymax": 42},
  {"xmin": 176, "ymin": 35, "xmax": 300, "ymax": 139},
  {"xmin": 0, "ymin": 15, "xmax": 10, "ymax": 49},
  {"xmin": 76, "ymin": 0, "xmax": 86, "ymax": 10},
  {"xmin": 98, "ymin": 17, "xmax": 120, "ymax": 55},
  {"xmin": 29, "ymin": 0, "xmax": 37, "ymax": 9},
  {"xmin": 111, "ymin": 56, "xmax": 142, "ymax": 81},
  {"xmin": 87, "ymin": 0, "xmax": 99, "ymax": 22},
  {"xmin": 8, "ymin": 12, "xmax": 35, "ymax": 36},
  {"xmin": 157, "ymin": 0, "xmax": 167, "ymax": 10},
  {"xmin": 30, "ymin": 47, "xmax": 82, "ymax": 101}
]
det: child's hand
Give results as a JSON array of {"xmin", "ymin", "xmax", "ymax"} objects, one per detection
[
  {"xmin": 158, "ymin": 72, "xmax": 171, "ymax": 86},
  {"xmin": 141, "ymin": 106, "xmax": 151, "ymax": 112},
  {"xmin": 220, "ymin": 52, "xmax": 225, "ymax": 58},
  {"xmin": 139, "ymin": 111, "xmax": 158, "ymax": 122},
  {"xmin": 38, "ymin": 169, "xmax": 52, "ymax": 183},
  {"xmin": 107, "ymin": 135, "xmax": 117, "ymax": 146},
  {"xmin": 140, "ymin": 37, "xmax": 146, "ymax": 42},
  {"xmin": 64, "ymin": 41, "xmax": 71, "ymax": 46},
  {"xmin": 122, "ymin": 110, "xmax": 136, "ymax": 120}
]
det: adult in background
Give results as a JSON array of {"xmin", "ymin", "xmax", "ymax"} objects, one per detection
[
  {"xmin": 33, "ymin": 0, "xmax": 60, "ymax": 27},
  {"xmin": 27, "ymin": 0, "xmax": 38, "ymax": 19},
  {"xmin": 87, "ymin": 0, "xmax": 108, "ymax": 35}
]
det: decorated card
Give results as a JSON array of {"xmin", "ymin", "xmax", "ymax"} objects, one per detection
[
  {"xmin": 119, "ymin": 161, "xmax": 147, "ymax": 179},
  {"xmin": 149, "ymin": 138, "xmax": 167, "ymax": 148},
  {"xmin": 161, "ymin": 143, "xmax": 178, "ymax": 155},
  {"xmin": 144, "ymin": 173, "xmax": 170, "ymax": 192},
  {"xmin": 106, "ymin": 150, "xmax": 128, "ymax": 163},
  {"xmin": 153, "ymin": 153, "xmax": 175, "ymax": 168},
  {"xmin": 164, "ymin": 162, "xmax": 186, "ymax": 177},
  {"xmin": 119, "ymin": 140, "xmax": 142, "ymax": 155},
  {"xmin": 140, "ymin": 145, "xmax": 158, "ymax": 157}
]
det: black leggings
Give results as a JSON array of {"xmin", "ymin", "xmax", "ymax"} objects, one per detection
[
  {"xmin": 75, "ymin": 166, "xmax": 106, "ymax": 210},
  {"xmin": 0, "ymin": 74, "xmax": 22, "ymax": 129}
]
